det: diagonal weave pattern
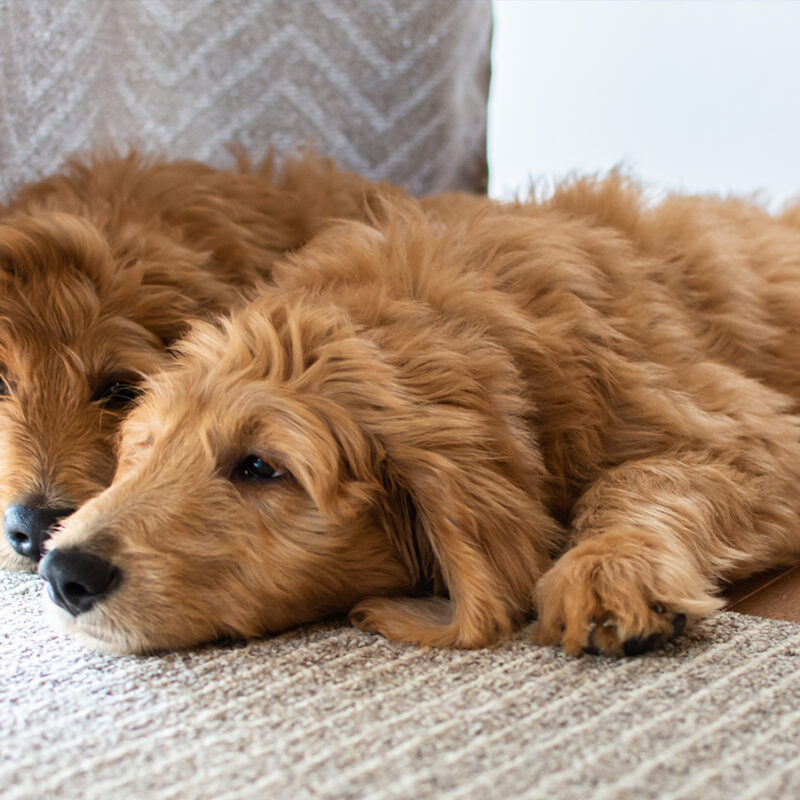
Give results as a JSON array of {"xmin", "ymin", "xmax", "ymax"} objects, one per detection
[
  {"xmin": 1, "ymin": 569, "xmax": 800, "ymax": 799},
  {"xmin": 0, "ymin": 0, "xmax": 491, "ymax": 198}
]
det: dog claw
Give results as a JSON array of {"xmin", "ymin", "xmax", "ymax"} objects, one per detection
[
  {"xmin": 622, "ymin": 632, "xmax": 661, "ymax": 656},
  {"xmin": 554, "ymin": 600, "xmax": 687, "ymax": 658},
  {"xmin": 582, "ymin": 626, "xmax": 600, "ymax": 655}
]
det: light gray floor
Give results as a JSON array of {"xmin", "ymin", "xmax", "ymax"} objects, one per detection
[{"xmin": 2, "ymin": 570, "xmax": 799, "ymax": 800}]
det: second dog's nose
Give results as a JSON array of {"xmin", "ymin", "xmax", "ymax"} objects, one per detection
[
  {"xmin": 39, "ymin": 548, "xmax": 120, "ymax": 615},
  {"xmin": 3, "ymin": 504, "xmax": 76, "ymax": 562}
]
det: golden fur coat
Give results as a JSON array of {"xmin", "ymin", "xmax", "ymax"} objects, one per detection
[{"xmin": 44, "ymin": 176, "xmax": 800, "ymax": 656}]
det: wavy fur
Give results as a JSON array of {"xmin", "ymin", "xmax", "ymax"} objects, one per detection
[{"xmin": 49, "ymin": 176, "xmax": 800, "ymax": 655}]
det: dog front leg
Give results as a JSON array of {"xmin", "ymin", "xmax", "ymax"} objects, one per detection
[{"xmin": 534, "ymin": 452, "xmax": 800, "ymax": 656}]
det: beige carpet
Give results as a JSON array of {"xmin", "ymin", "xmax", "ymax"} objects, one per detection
[{"xmin": 2, "ymin": 570, "xmax": 800, "ymax": 800}]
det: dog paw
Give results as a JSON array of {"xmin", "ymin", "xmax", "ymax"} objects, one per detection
[{"xmin": 534, "ymin": 533, "xmax": 723, "ymax": 657}]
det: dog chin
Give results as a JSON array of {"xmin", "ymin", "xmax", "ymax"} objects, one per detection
[{"xmin": 41, "ymin": 585, "xmax": 141, "ymax": 655}]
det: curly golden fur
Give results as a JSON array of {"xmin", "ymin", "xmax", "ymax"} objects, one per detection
[
  {"xmin": 45, "ymin": 176, "xmax": 800, "ymax": 656},
  {"xmin": 0, "ymin": 151, "xmax": 391, "ymax": 571}
]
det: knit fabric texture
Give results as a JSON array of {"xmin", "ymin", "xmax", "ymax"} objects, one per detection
[{"xmin": 0, "ymin": 0, "xmax": 491, "ymax": 198}]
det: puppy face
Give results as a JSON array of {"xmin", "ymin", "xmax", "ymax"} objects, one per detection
[
  {"xmin": 45, "ymin": 295, "xmax": 414, "ymax": 652},
  {"xmin": 0, "ymin": 212, "xmax": 231, "ymax": 570}
]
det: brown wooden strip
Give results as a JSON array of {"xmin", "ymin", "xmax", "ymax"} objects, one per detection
[
  {"xmin": 725, "ymin": 565, "xmax": 800, "ymax": 623},
  {"xmin": 723, "ymin": 568, "xmax": 796, "ymax": 607}
]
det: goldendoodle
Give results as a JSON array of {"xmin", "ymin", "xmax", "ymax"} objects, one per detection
[{"xmin": 42, "ymin": 176, "xmax": 800, "ymax": 656}]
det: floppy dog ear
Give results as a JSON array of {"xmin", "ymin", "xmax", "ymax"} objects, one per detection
[
  {"xmin": 241, "ymin": 295, "xmax": 559, "ymax": 649},
  {"xmin": 349, "ymin": 405, "xmax": 558, "ymax": 649}
]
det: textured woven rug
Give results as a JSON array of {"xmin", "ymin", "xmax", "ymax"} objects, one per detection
[{"xmin": 2, "ymin": 570, "xmax": 799, "ymax": 800}]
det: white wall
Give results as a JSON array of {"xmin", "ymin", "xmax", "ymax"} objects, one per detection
[{"xmin": 489, "ymin": 0, "xmax": 800, "ymax": 210}]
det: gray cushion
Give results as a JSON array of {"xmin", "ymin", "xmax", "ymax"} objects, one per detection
[{"xmin": 0, "ymin": 0, "xmax": 491, "ymax": 197}]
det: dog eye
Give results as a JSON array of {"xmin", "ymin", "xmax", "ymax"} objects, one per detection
[
  {"xmin": 0, "ymin": 370, "xmax": 13, "ymax": 398},
  {"xmin": 236, "ymin": 456, "xmax": 286, "ymax": 482},
  {"xmin": 93, "ymin": 380, "xmax": 142, "ymax": 410}
]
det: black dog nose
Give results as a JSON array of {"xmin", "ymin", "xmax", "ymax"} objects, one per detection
[
  {"xmin": 39, "ymin": 548, "xmax": 120, "ymax": 616},
  {"xmin": 4, "ymin": 504, "xmax": 77, "ymax": 562}
]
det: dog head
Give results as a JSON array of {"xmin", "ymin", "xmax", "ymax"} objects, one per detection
[
  {"xmin": 0, "ymin": 211, "xmax": 236, "ymax": 570},
  {"xmin": 43, "ymin": 218, "xmax": 556, "ymax": 653}
]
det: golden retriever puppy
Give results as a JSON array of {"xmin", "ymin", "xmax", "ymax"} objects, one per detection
[
  {"xmin": 0, "ymin": 151, "xmax": 388, "ymax": 571},
  {"xmin": 42, "ymin": 177, "xmax": 800, "ymax": 656}
]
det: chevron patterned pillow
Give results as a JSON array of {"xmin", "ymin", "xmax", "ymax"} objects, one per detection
[{"xmin": 0, "ymin": 0, "xmax": 491, "ymax": 198}]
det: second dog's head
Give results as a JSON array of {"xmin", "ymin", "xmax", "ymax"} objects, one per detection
[{"xmin": 0, "ymin": 211, "xmax": 235, "ymax": 570}]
